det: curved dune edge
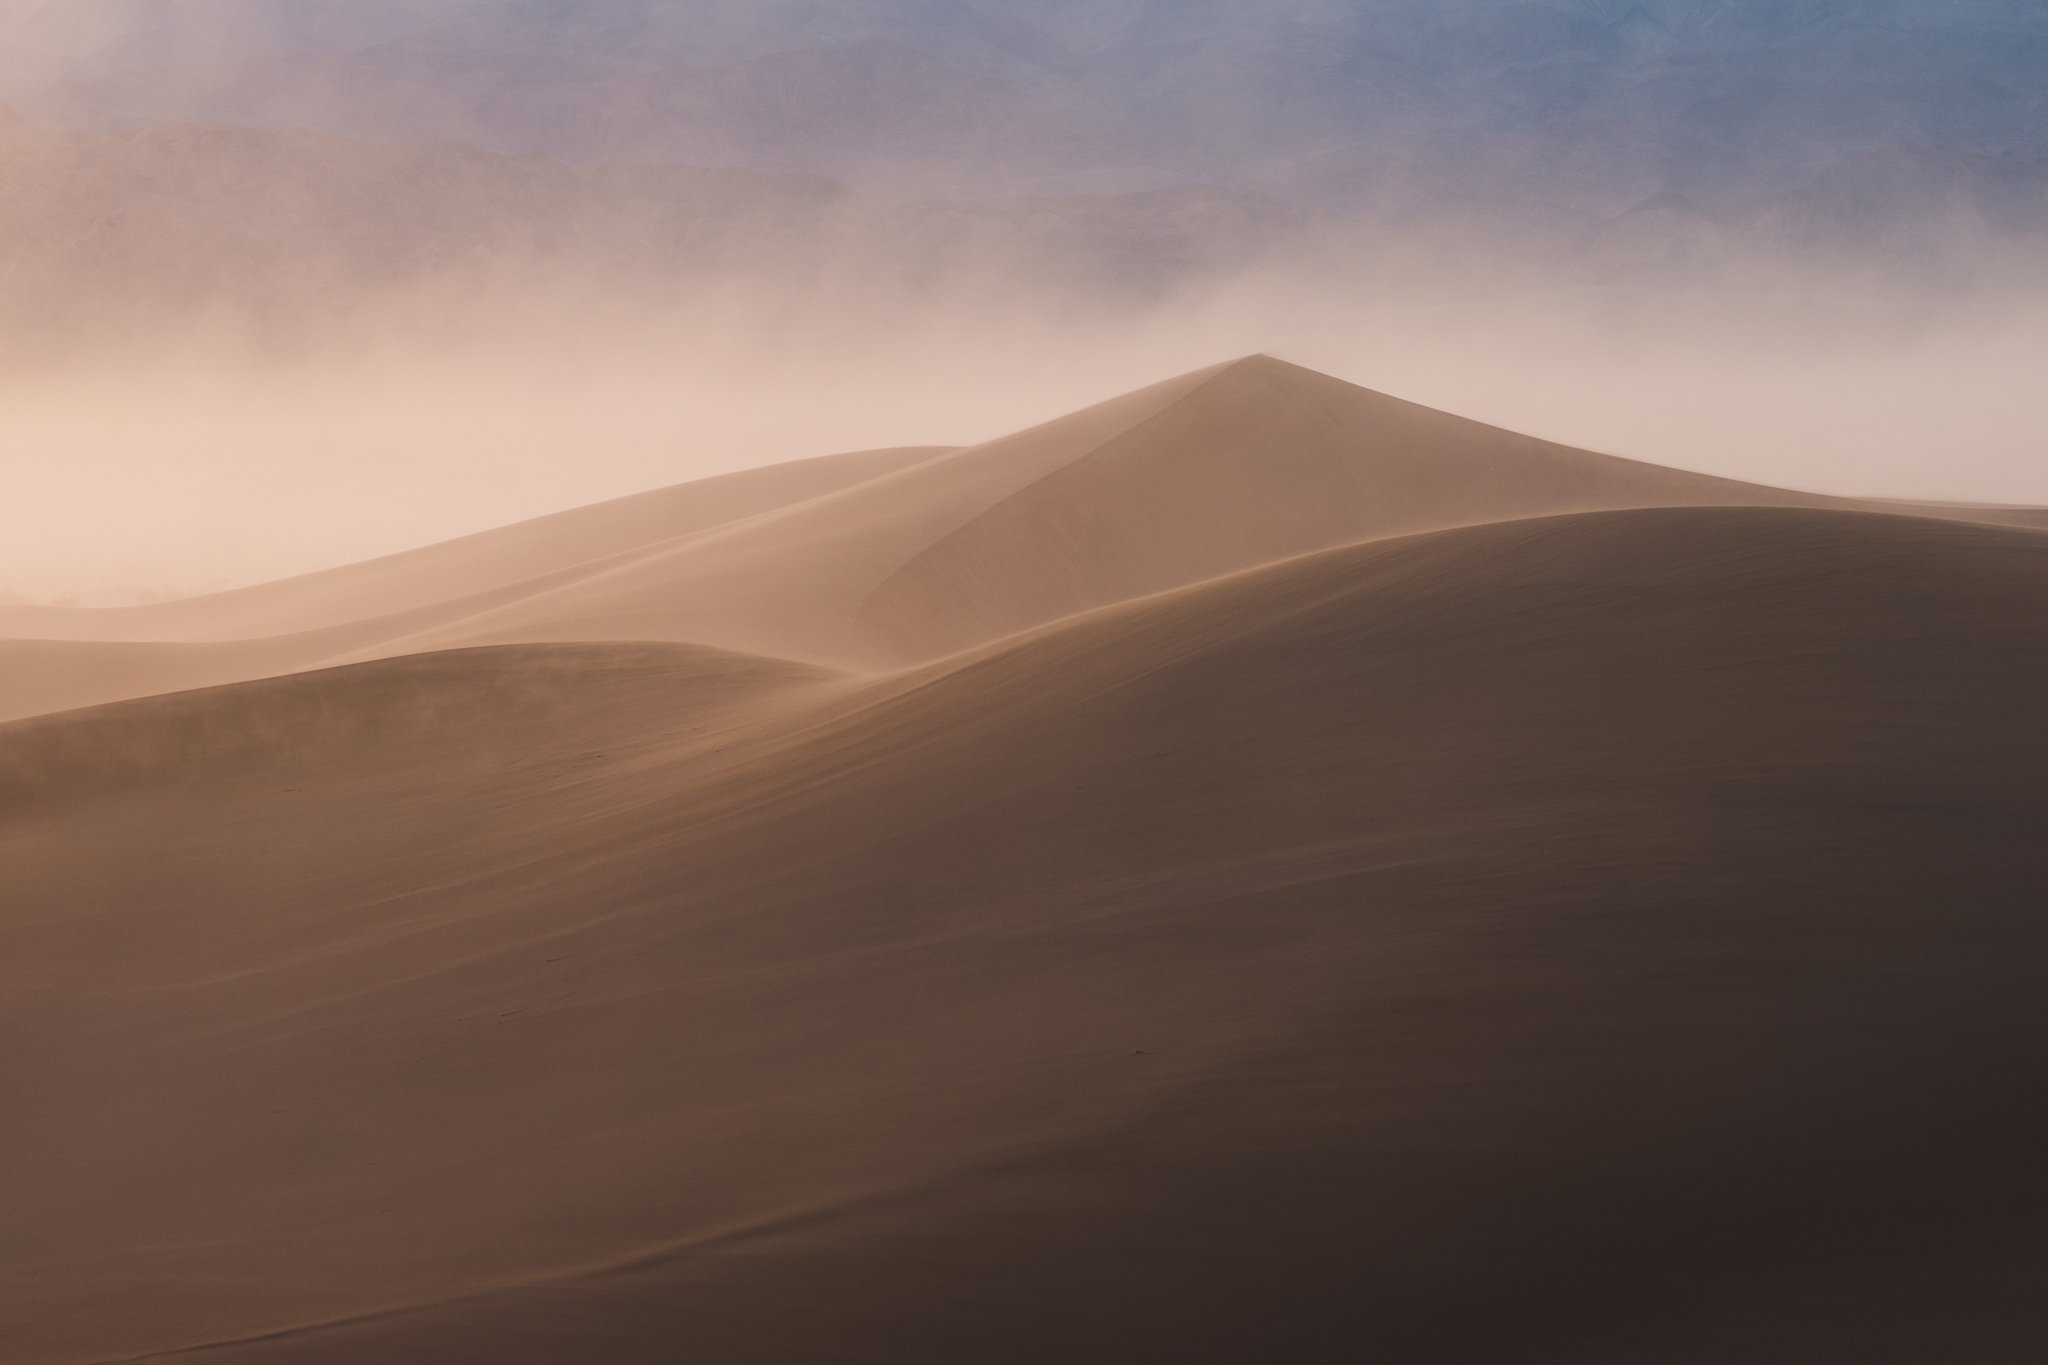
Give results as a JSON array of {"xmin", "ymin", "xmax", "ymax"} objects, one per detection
[
  {"xmin": 0, "ymin": 640, "xmax": 839, "ymax": 813},
  {"xmin": 6, "ymin": 501, "xmax": 2048, "ymax": 1363},
  {"xmin": 7, "ymin": 356, "xmax": 2046, "ymax": 725}
]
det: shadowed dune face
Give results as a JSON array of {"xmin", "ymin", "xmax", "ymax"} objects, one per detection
[
  {"xmin": 5, "ymin": 501, "xmax": 2048, "ymax": 1363},
  {"xmin": 5, "ymin": 364, "xmax": 2048, "ymax": 1363}
]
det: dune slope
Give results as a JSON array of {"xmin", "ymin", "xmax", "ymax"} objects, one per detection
[
  {"xmin": 0, "ymin": 444, "xmax": 946, "ymax": 646},
  {"xmin": 0, "ymin": 444, "xmax": 942, "ymax": 722},
  {"xmin": 7, "ymin": 357, "xmax": 2048, "ymax": 724},
  {"xmin": 6, "ymin": 505, "xmax": 2048, "ymax": 1363}
]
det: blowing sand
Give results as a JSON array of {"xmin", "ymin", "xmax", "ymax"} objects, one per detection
[{"xmin": 5, "ymin": 358, "xmax": 2048, "ymax": 1362}]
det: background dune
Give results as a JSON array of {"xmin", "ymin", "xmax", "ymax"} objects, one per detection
[
  {"xmin": 6, "ymin": 396, "xmax": 2048, "ymax": 1357},
  {"xmin": 6, "ymin": 358, "xmax": 2044, "ymax": 724},
  {"xmin": 3, "ymin": 62, "xmax": 2046, "ymax": 614}
]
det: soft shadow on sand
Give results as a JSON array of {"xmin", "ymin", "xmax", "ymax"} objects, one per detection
[{"xmin": 5, "ymin": 360, "xmax": 2048, "ymax": 1363}]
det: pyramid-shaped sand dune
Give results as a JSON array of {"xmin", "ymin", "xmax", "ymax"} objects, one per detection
[
  {"xmin": 4, "ymin": 356, "xmax": 2043, "ymax": 722},
  {"xmin": 6, "ymin": 360, "xmax": 2048, "ymax": 1363}
]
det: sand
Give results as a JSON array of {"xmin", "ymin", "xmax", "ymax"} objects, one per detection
[
  {"xmin": 5, "ymin": 359, "xmax": 2048, "ymax": 1362},
  {"xmin": 7, "ymin": 357, "xmax": 2045, "ymax": 726}
]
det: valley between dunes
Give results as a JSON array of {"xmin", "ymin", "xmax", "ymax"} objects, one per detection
[{"xmin": 5, "ymin": 357, "xmax": 2048, "ymax": 1362}]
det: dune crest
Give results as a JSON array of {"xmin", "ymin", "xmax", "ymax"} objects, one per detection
[
  {"xmin": 5, "ymin": 357, "xmax": 2044, "ymax": 724},
  {"xmin": 5, "ymin": 489, "xmax": 2048, "ymax": 1361}
]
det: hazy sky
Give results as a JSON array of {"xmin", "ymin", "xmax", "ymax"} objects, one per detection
[{"xmin": 4, "ymin": 0, "xmax": 2046, "ymax": 604}]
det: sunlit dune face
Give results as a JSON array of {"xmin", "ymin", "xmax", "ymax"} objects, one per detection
[{"xmin": 4, "ymin": 286, "xmax": 2045, "ymax": 605}]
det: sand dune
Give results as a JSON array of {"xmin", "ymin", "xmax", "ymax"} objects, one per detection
[
  {"xmin": 0, "ymin": 444, "xmax": 944, "ymax": 645},
  {"xmin": 4, "ymin": 497, "xmax": 2048, "ymax": 1358},
  {"xmin": 7, "ymin": 356, "xmax": 2045, "ymax": 724},
  {"xmin": 0, "ymin": 445, "xmax": 939, "ymax": 721},
  {"xmin": 6, "ymin": 362, "xmax": 2048, "ymax": 1362}
]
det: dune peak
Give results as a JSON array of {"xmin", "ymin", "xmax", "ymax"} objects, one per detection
[
  {"xmin": 1164, "ymin": 352, "xmax": 1431, "ymax": 425},
  {"xmin": 1197, "ymin": 352, "xmax": 1342, "ymax": 389}
]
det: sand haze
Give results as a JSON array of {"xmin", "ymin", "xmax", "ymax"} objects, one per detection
[{"xmin": 5, "ymin": 6, "xmax": 2048, "ymax": 1363}]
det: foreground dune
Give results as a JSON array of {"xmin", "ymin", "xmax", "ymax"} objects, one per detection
[{"xmin": 5, "ymin": 364, "xmax": 2048, "ymax": 1362}]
